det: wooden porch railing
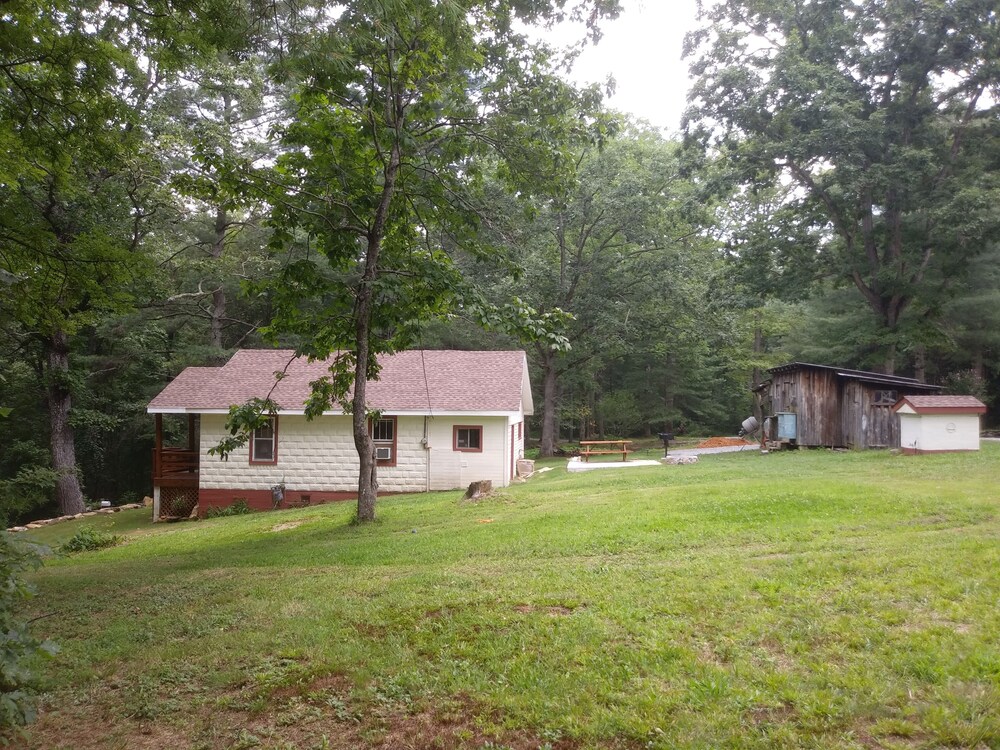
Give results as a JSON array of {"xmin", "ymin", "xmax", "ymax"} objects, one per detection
[
  {"xmin": 153, "ymin": 447, "xmax": 198, "ymax": 477},
  {"xmin": 152, "ymin": 447, "xmax": 199, "ymax": 488}
]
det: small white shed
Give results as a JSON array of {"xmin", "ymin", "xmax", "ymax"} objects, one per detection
[{"xmin": 892, "ymin": 395, "xmax": 987, "ymax": 454}]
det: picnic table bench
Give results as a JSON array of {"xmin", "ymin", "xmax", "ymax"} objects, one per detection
[{"xmin": 579, "ymin": 440, "xmax": 633, "ymax": 462}]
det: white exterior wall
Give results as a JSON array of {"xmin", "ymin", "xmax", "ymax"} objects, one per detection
[
  {"xmin": 898, "ymin": 412, "xmax": 981, "ymax": 452},
  {"xmin": 513, "ymin": 419, "xmax": 525, "ymax": 477},
  {"xmin": 198, "ymin": 414, "xmax": 429, "ymax": 493},
  {"xmin": 425, "ymin": 416, "xmax": 512, "ymax": 490}
]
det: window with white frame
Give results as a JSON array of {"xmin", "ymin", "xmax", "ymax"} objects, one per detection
[
  {"xmin": 370, "ymin": 416, "xmax": 396, "ymax": 466},
  {"xmin": 250, "ymin": 417, "xmax": 277, "ymax": 464}
]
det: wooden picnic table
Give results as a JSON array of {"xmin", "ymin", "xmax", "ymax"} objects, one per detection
[{"xmin": 579, "ymin": 440, "xmax": 633, "ymax": 462}]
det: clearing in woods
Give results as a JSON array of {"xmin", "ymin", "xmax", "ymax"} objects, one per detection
[{"xmin": 15, "ymin": 446, "xmax": 1000, "ymax": 749}]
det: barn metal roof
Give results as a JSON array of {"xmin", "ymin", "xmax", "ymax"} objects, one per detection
[{"xmin": 767, "ymin": 362, "xmax": 942, "ymax": 390}]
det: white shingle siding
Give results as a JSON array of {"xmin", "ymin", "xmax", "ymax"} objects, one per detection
[
  {"xmin": 425, "ymin": 416, "xmax": 511, "ymax": 490},
  {"xmin": 200, "ymin": 414, "xmax": 422, "ymax": 492},
  {"xmin": 199, "ymin": 413, "xmax": 521, "ymax": 493}
]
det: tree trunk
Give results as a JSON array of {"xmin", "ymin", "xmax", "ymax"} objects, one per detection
[
  {"xmin": 352, "ymin": 336, "xmax": 377, "ymax": 522},
  {"xmin": 914, "ymin": 345, "xmax": 926, "ymax": 382},
  {"xmin": 972, "ymin": 348, "xmax": 984, "ymax": 380},
  {"xmin": 209, "ymin": 90, "xmax": 234, "ymax": 350},
  {"xmin": 883, "ymin": 341, "xmax": 897, "ymax": 376},
  {"xmin": 752, "ymin": 310, "xmax": 764, "ymax": 388},
  {"xmin": 47, "ymin": 330, "xmax": 85, "ymax": 515},
  {"xmin": 350, "ymin": 113, "xmax": 402, "ymax": 522},
  {"xmin": 352, "ymin": 249, "xmax": 379, "ymax": 522},
  {"xmin": 210, "ymin": 205, "xmax": 227, "ymax": 349},
  {"xmin": 538, "ymin": 348, "xmax": 558, "ymax": 456}
]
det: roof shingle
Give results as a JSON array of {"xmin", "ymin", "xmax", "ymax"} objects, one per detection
[
  {"xmin": 893, "ymin": 395, "xmax": 987, "ymax": 414},
  {"xmin": 148, "ymin": 350, "xmax": 530, "ymax": 414}
]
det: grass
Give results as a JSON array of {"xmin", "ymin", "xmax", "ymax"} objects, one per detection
[
  {"xmin": 22, "ymin": 506, "xmax": 153, "ymax": 548},
  {"xmin": 15, "ymin": 446, "xmax": 1000, "ymax": 749}
]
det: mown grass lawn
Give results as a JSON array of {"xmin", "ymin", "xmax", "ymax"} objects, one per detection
[{"xmin": 16, "ymin": 446, "xmax": 1000, "ymax": 750}]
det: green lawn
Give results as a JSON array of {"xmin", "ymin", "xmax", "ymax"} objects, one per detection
[{"xmin": 16, "ymin": 447, "xmax": 1000, "ymax": 750}]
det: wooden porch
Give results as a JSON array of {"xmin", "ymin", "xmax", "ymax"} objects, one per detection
[{"xmin": 153, "ymin": 413, "xmax": 200, "ymax": 518}]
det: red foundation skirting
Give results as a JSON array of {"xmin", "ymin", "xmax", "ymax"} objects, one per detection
[{"xmin": 199, "ymin": 488, "xmax": 363, "ymax": 516}]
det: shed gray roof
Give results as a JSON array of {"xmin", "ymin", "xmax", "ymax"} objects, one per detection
[
  {"xmin": 148, "ymin": 349, "xmax": 533, "ymax": 415},
  {"xmin": 768, "ymin": 362, "xmax": 942, "ymax": 391}
]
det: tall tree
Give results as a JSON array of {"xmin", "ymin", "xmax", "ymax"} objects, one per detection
[
  {"xmin": 0, "ymin": 2, "xmax": 157, "ymax": 513},
  {"xmin": 158, "ymin": 46, "xmax": 282, "ymax": 351},
  {"xmin": 0, "ymin": 0, "xmax": 269, "ymax": 514},
  {"xmin": 685, "ymin": 0, "xmax": 1000, "ymax": 373},
  {"xmin": 214, "ymin": 0, "xmax": 618, "ymax": 521},
  {"xmin": 483, "ymin": 129, "xmax": 712, "ymax": 454}
]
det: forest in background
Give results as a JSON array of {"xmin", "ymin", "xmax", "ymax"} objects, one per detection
[{"xmin": 2, "ymin": 0, "xmax": 998, "ymax": 525}]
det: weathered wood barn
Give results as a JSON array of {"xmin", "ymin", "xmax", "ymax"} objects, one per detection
[{"xmin": 764, "ymin": 362, "xmax": 942, "ymax": 449}]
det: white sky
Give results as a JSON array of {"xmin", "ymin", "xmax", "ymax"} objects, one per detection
[{"xmin": 539, "ymin": 0, "xmax": 703, "ymax": 134}]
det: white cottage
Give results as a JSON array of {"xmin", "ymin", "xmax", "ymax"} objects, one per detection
[
  {"xmin": 892, "ymin": 395, "xmax": 987, "ymax": 455},
  {"xmin": 147, "ymin": 349, "xmax": 532, "ymax": 517}
]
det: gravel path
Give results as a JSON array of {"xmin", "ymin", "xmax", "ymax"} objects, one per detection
[{"xmin": 668, "ymin": 444, "xmax": 758, "ymax": 456}]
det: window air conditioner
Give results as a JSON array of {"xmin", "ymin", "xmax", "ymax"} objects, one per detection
[{"xmin": 375, "ymin": 446, "xmax": 393, "ymax": 461}]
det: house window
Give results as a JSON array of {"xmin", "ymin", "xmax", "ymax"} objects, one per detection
[
  {"xmin": 453, "ymin": 425, "xmax": 483, "ymax": 452},
  {"xmin": 874, "ymin": 390, "xmax": 898, "ymax": 406},
  {"xmin": 250, "ymin": 417, "xmax": 277, "ymax": 464},
  {"xmin": 370, "ymin": 416, "xmax": 397, "ymax": 466}
]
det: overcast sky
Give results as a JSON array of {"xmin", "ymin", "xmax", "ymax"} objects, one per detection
[{"xmin": 539, "ymin": 0, "xmax": 703, "ymax": 134}]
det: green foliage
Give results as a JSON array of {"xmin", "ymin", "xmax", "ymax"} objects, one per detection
[
  {"xmin": 204, "ymin": 500, "xmax": 252, "ymax": 518},
  {"xmin": 685, "ymin": 0, "xmax": 1000, "ymax": 372},
  {"xmin": 0, "ymin": 467, "xmax": 59, "ymax": 530},
  {"xmin": 202, "ymin": 0, "xmax": 622, "ymax": 518},
  {"xmin": 59, "ymin": 527, "xmax": 124, "ymax": 554},
  {"xmin": 595, "ymin": 391, "xmax": 642, "ymax": 437},
  {"xmin": 941, "ymin": 370, "xmax": 990, "ymax": 403},
  {"xmin": 208, "ymin": 399, "xmax": 279, "ymax": 460},
  {"xmin": 472, "ymin": 128, "xmax": 739, "ymax": 445},
  {"xmin": 0, "ymin": 532, "xmax": 57, "ymax": 732}
]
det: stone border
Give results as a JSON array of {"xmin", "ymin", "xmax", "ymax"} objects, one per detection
[{"xmin": 7, "ymin": 503, "xmax": 147, "ymax": 533}]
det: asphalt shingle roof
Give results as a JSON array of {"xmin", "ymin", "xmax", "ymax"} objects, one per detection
[
  {"xmin": 148, "ymin": 350, "xmax": 530, "ymax": 414},
  {"xmin": 894, "ymin": 395, "xmax": 987, "ymax": 413}
]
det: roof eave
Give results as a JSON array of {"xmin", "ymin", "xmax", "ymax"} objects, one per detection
[
  {"xmin": 148, "ymin": 407, "xmax": 524, "ymax": 418},
  {"xmin": 520, "ymin": 352, "xmax": 534, "ymax": 416}
]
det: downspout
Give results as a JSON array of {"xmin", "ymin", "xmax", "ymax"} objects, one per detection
[
  {"xmin": 420, "ymin": 350, "xmax": 432, "ymax": 492},
  {"xmin": 504, "ymin": 418, "xmax": 511, "ymax": 487},
  {"xmin": 423, "ymin": 415, "xmax": 430, "ymax": 492}
]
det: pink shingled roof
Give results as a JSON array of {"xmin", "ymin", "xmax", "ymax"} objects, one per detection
[
  {"xmin": 894, "ymin": 395, "xmax": 987, "ymax": 414},
  {"xmin": 148, "ymin": 350, "xmax": 529, "ymax": 413}
]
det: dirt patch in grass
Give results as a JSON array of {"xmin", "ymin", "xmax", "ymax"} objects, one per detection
[
  {"xmin": 16, "ymin": 701, "xmax": 193, "ymax": 750},
  {"xmin": 748, "ymin": 702, "xmax": 796, "ymax": 726},
  {"xmin": 19, "ymin": 683, "xmax": 590, "ymax": 750},
  {"xmin": 901, "ymin": 614, "xmax": 973, "ymax": 635},
  {"xmin": 513, "ymin": 604, "xmax": 579, "ymax": 616},
  {"xmin": 696, "ymin": 641, "xmax": 729, "ymax": 667},
  {"xmin": 755, "ymin": 636, "xmax": 795, "ymax": 671},
  {"xmin": 353, "ymin": 621, "xmax": 391, "ymax": 638},
  {"xmin": 270, "ymin": 521, "xmax": 303, "ymax": 532}
]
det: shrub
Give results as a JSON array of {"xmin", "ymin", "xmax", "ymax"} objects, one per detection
[
  {"xmin": 204, "ymin": 499, "xmax": 252, "ymax": 519},
  {"xmin": 0, "ymin": 532, "xmax": 58, "ymax": 732},
  {"xmin": 59, "ymin": 527, "xmax": 123, "ymax": 554}
]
